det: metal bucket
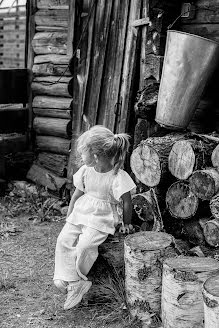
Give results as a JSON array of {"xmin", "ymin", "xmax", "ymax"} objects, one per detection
[{"xmin": 155, "ymin": 30, "xmax": 219, "ymax": 130}]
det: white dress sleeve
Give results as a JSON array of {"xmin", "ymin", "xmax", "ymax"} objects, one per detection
[
  {"xmin": 112, "ymin": 170, "xmax": 136, "ymax": 201},
  {"xmin": 73, "ymin": 165, "xmax": 87, "ymax": 191}
]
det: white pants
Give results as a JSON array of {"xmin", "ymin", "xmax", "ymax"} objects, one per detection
[{"xmin": 54, "ymin": 222, "xmax": 108, "ymax": 282}]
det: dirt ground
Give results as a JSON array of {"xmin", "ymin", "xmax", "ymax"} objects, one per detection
[{"xmin": 0, "ymin": 184, "xmax": 141, "ymax": 328}]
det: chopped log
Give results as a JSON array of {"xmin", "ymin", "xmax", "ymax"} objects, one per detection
[
  {"xmin": 33, "ymin": 117, "xmax": 71, "ymax": 138},
  {"xmin": 203, "ymin": 275, "xmax": 219, "ymax": 328},
  {"xmin": 203, "ymin": 219, "xmax": 219, "ymax": 247},
  {"xmin": 182, "ymin": 218, "xmax": 206, "ymax": 246},
  {"xmin": 211, "ymin": 144, "xmax": 219, "ymax": 168},
  {"xmin": 32, "ymin": 76, "xmax": 71, "ymax": 97},
  {"xmin": 33, "ymin": 107, "xmax": 71, "ymax": 119},
  {"xmin": 33, "ymin": 95, "xmax": 71, "ymax": 109},
  {"xmin": 189, "ymin": 168, "xmax": 219, "ymax": 200},
  {"xmin": 35, "ymin": 9, "xmax": 69, "ymax": 27},
  {"xmin": 32, "ymin": 32, "xmax": 67, "ymax": 55},
  {"xmin": 124, "ymin": 231, "xmax": 176, "ymax": 327},
  {"xmin": 27, "ymin": 163, "xmax": 66, "ymax": 191},
  {"xmin": 134, "ymin": 81, "xmax": 159, "ymax": 120},
  {"xmin": 210, "ymin": 193, "xmax": 219, "ymax": 220},
  {"xmin": 130, "ymin": 133, "xmax": 185, "ymax": 187},
  {"xmin": 35, "ymin": 152, "xmax": 67, "ymax": 177},
  {"xmin": 34, "ymin": 54, "xmax": 71, "ymax": 64},
  {"xmin": 162, "ymin": 257, "xmax": 219, "ymax": 328},
  {"xmin": 168, "ymin": 138, "xmax": 216, "ymax": 180},
  {"xmin": 36, "ymin": 136, "xmax": 70, "ymax": 155},
  {"xmin": 144, "ymin": 54, "xmax": 164, "ymax": 82},
  {"xmin": 33, "ymin": 63, "xmax": 70, "ymax": 76},
  {"xmin": 166, "ymin": 181, "xmax": 199, "ymax": 219}
]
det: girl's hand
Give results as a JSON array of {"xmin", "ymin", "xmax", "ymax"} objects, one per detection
[{"xmin": 119, "ymin": 223, "xmax": 134, "ymax": 234}]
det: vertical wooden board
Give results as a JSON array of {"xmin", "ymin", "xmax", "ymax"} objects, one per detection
[
  {"xmin": 96, "ymin": 0, "xmax": 130, "ymax": 131},
  {"xmin": 66, "ymin": 0, "xmax": 96, "ymax": 188},
  {"xmin": 139, "ymin": 0, "xmax": 149, "ymax": 89},
  {"xmin": 67, "ymin": 0, "xmax": 75, "ymax": 56},
  {"xmin": 116, "ymin": 0, "xmax": 142, "ymax": 133},
  {"xmin": 83, "ymin": 0, "xmax": 113, "ymax": 127}
]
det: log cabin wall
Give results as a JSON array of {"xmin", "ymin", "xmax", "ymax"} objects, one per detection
[{"xmin": 27, "ymin": 0, "xmax": 73, "ymax": 193}]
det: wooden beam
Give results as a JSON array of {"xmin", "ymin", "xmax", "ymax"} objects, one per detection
[{"xmin": 67, "ymin": 0, "xmax": 76, "ymax": 56}]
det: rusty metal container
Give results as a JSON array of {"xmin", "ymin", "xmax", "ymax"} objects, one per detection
[{"xmin": 155, "ymin": 30, "xmax": 219, "ymax": 130}]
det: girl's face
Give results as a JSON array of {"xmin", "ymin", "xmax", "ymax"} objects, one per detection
[{"xmin": 81, "ymin": 149, "xmax": 95, "ymax": 167}]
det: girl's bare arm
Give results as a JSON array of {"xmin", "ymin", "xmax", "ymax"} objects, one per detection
[{"xmin": 66, "ymin": 188, "xmax": 84, "ymax": 218}]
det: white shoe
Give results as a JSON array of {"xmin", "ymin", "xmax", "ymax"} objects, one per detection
[
  {"xmin": 54, "ymin": 279, "xmax": 68, "ymax": 294},
  {"xmin": 64, "ymin": 280, "xmax": 92, "ymax": 310}
]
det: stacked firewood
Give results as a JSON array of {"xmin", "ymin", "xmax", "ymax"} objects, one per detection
[{"xmin": 130, "ymin": 132, "xmax": 219, "ymax": 248}]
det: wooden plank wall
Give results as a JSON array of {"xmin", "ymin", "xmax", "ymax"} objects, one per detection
[
  {"xmin": 179, "ymin": 0, "xmax": 219, "ymax": 133},
  {"xmin": 0, "ymin": 5, "xmax": 26, "ymax": 68}
]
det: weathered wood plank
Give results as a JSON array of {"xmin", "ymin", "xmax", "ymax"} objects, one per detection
[
  {"xmin": 36, "ymin": 135, "xmax": 70, "ymax": 155},
  {"xmin": 32, "ymin": 32, "xmax": 68, "ymax": 55},
  {"xmin": 83, "ymin": 0, "xmax": 113, "ymax": 127},
  {"xmin": 116, "ymin": 0, "xmax": 142, "ymax": 133},
  {"xmin": 67, "ymin": 0, "xmax": 95, "ymax": 188},
  {"xmin": 139, "ymin": 0, "xmax": 149, "ymax": 89},
  {"xmin": 67, "ymin": 0, "xmax": 75, "ymax": 55},
  {"xmin": 97, "ymin": 0, "xmax": 130, "ymax": 130}
]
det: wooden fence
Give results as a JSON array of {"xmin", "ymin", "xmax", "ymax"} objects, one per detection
[{"xmin": 0, "ymin": 4, "xmax": 26, "ymax": 68}]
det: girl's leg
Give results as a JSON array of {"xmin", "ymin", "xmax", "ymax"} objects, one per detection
[
  {"xmin": 75, "ymin": 226, "xmax": 108, "ymax": 280},
  {"xmin": 54, "ymin": 222, "xmax": 82, "ymax": 284}
]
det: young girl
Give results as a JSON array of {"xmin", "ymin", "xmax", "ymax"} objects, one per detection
[{"xmin": 53, "ymin": 125, "xmax": 136, "ymax": 310}]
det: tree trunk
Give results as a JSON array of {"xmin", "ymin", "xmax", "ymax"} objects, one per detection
[
  {"xmin": 33, "ymin": 117, "xmax": 71, "ymax": 138},
  {"xmin": 36, "ymin": 135, "xmax": 70, "ymax": 155},
  {"xmin": 166, "ymin": 181, "xmax": 199, "ymax": 219},
  {"xmin": 203, "ymin": 219, "xmax": 219, "ymax": 247},
  {"xmin": 203, "ymin": 275, "xmax": 219, "ymax": 328},
  {"xmin": 130, "ymin": 133, "xmax": 185, "ymax": 187},
  {"xmin": 124, "ymin": 231, "xmax": 176, "ymax": 327},
  {"xmin": 26, "ymin": 163, "xmax": 66, "ymax": 191},
  {"xmin": 189, "ymin": 168, "xmax": 219, "ymax": 200},
  {"xmin": 35, "ymin": 152, "xmax": 68, "ymax": 177},
  {"xmin": 162, "ymin": 257, "xmax": 219, "ymax": 328}
]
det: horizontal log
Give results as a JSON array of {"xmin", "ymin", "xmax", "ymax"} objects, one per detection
[
  {"xmin": 32, "ymin": 32, "xmax": 67, "ymax": 55},
  {"xmin": 35, "ymin": 9, "xmax": 68, "ymax": 27},
  {"xmin": 33, "ymin": 117, "xmax": 71, "ymax": 138},
  {"xmin": 36, "ymin": 152, "xmax": 68, "ymax": 177},
  {"xmin": 36, "ymin": 135, "xmax": 70, "ymax": 155},
  {"xmin": 32, "ymin": 76, "xmax": 71, "ymax": 97},
  {"xmin": 27, "ymin": 163, "xmax": 66, "ymax": 191},
  {"xmin": 36, "ymin": 25, "xmax": 68, "ymax": 32},
  {"xmin": 36, "ymin": 11, "xmax": 67, "ymax": 27},
  {"xmin": 33, "ymin": 95, "xmax": 71, "ymax": 109},
  {"xmin": 33, "ymin": 107, "xmax": 71, "ymax": 119},
  {"xmin": 33, "ymin": 63, "xmax": 71, "ymax": 76},
  {"xmin": 34, "ymin": 54, "xmax": 70, "ymax": 64},
  {"xmin": 37, "ymin": 0, "xmax": 69, "ymax": 9}
]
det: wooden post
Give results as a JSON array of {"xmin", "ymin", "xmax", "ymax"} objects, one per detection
[
  {"xmin": 203, "ymin": 275, "xmax": 219, "ymax": 328},
  {"xmin": 162, "ymin": 257, "xmax": 219, "ymax": 328},
  {"xmin": 124, "ymin": 231, "xmax": 175, "ymax": 327}
]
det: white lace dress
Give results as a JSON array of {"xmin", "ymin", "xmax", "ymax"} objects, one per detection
[{"xmin": 66, "ymin": 165, "xmax": 136, "ymax": 235}]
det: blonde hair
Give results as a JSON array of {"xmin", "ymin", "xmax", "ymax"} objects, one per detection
[{"xmin": 77, "ymin": 125, "xmax": 130, "ymax": 173}]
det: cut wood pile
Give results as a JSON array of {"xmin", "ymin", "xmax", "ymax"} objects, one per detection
[{"xmin": 130, "ymin": 132, "xmax": 219, "ymax": 249}]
